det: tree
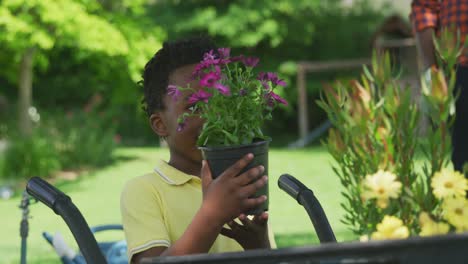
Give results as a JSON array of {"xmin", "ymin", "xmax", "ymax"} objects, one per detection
[{"xmin": 0, "ymin": 0, "xmax": 129, "ymax": 136}]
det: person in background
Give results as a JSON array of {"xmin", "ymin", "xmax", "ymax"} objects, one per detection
[{"xmin": 411, "ymin": 0, "xmax": 468, "ymax": 175}]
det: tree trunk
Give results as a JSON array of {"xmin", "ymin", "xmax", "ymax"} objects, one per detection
[{"xmin": 18, "ymin": 47, "xmax": 36, "ymax": 137}]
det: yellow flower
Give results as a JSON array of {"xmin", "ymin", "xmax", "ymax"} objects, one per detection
[
  {"xmin": 359, "ymin": 235, "xmax": 369, "ymax": 242},
  {"xmin": 361, "ymin": 170, "xmax": 402, "ymax": 209},
  {"xmin": 442, "ymin": 197, "xmax": 468, "ymax": 232},
  {"xmin": 418, "ymin": 212, "xmax": 450, "ymax": 237},
  {"xmin": 371, "ymin": 215, "xmax": 409, "ymax": 240},
  {"xmin": 431, "ymin": 169, "xmax": 468, "ymax": 199}
]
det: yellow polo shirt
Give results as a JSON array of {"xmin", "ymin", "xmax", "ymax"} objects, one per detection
[{"xmin": 121, "ymin": 160, "xmax": 252, "ymax": 261}]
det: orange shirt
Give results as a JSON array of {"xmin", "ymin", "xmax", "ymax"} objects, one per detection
[{"xmin": 411, "ymin": 0, "xmax": 468, "ymax": 65}]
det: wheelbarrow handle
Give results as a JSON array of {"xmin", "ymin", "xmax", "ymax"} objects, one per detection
[
  {"xmin": 26, "ymin": 177, "xmax": 69, "ymax": 214},
  {"xmin": 278, "ymin": 174, "xmax": 337, "ymax": 243},
  {"xmin": 26, "ymin": 177, "xmax": 107, "ymax": 263},
  {"xmin": 278, "ymin": 174, "xmax": 308, "ymax": 202}
]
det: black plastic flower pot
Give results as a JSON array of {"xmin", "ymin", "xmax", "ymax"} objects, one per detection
[{"xmin": 199, "ymin": 140, "xmax": 270, "ymax": 215}]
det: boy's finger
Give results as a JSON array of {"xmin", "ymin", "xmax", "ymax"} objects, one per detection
[
  {"xmin": 236, "ymin": 165, "xmax": 264, "ymax": 186},
  {"xmin": 238, "ymin": 214, "xmax": 247, "ymax": 221},
  {"xmin": 201, "ymin": 160, "xmax": 213, "ymax": 190},
  {"xmin": 228, "ymin": 220, "xmax": 245, "ymax": 230},
  {"xmin": 253, "ymin": 212, "xmax": 269, "ymax": 225},
  {"xmin": 218, "ymin": 153, "xmax": 254, "ymax": 180},
  {"xmin": 242, "ymin": 195, "xmax": 267, "ymax": 210},
  {"xmin": 241, "ymin": 175, "xmax": 268, "ymax": 196},
  {"xmin": 238, "ymin": 214, "xmax": 253, "ymax": 228},
  {"xmin": 220, "ymin": 227, "xmax": 236, "ymax": 239}
]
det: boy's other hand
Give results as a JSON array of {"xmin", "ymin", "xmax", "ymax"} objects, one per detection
[
  {"xmin": 200, "ymin": 154, "xmax": 268, "ymax": 227},
  {"xmin": 220, "ymin": 213, "xmax": 271, "ymax": 250}
]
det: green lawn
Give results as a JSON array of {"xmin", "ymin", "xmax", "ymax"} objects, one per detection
[{"xmin": 0, "ymin": 147, "xmax": 354, "ymax": 264}]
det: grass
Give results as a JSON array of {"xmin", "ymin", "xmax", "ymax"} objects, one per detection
[{"xmin": 0, "ymin": 146, "xmax": 354, "ymax": 263}]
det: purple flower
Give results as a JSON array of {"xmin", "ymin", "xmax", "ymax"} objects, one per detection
[
  {"xmin": 257, "ymin": 72, "xmax": 267, "ymax": 80},
  {"xmin": 268, "ymin": 91, "xmax": 288, "ymax": 105},
  {"xmin": 230, "ymin": 55, "xmax": 244, "ymax": 63},
  {"xmin": 192, "ymin": 61, "xmax": 210, "ymax": 78},
  {"xmin": 167, "ymin": 85, "xmax": 181, "ymax": 101},
  {"xmin": 275, "ymin": 79, "xmax": 287, "ymax": 87},
  {"xmin": 257, "ymin": 72, "xmax": 270, "ymax": 90},
  {"xmin": 176, "ymin": 122, "xmax": 186, "ymax": 132},
  {"xmin": 213, "ymin": 65, "xmax": 221, "ymax": 76},
  {"xmin": 214, "ymin": 83, "xmax": 231, "ymax": 96},
  {"xmin": 266, "ymin": 72, "xmax": 277, "ymax": 80},
  {"xmin": 188, "ymin": 90, "xmax": 212, "ymax": 104},
  {"xmin": 217, "ymin": 48, "xmax": 231, "ymax": 59},
  {"xmin": 266, "ymin": 72, "xmax": 286, "ymax": 87},
  {"xmin": 239, "ymin": 88, "xmax": 247, "ymax": 96},
  {"xmin": 257, "ymin": 72, "xmax": 287, "ymax": 89},
  {"xmin": 260, "ymin": 81, "xmax": 270, "ymax": 90},
  {"xmin": 204, "ymin": 50, "xmax": 216, "ymax": 61},
  {"xmin": 203, "ymin": 50, "xmax": 220, "ymax": 65},
  {"xmin": 242, "ymin": 57, "xmax": 259, "ymax": 68},
  {"xmin": 199, "ymin": 72, "xmax": 221, "ymax": 87}
]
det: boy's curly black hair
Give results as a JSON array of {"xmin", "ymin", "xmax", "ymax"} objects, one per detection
[{"xmin": 141, "ymin": 37, "xmax": 217, "ymax": 117}]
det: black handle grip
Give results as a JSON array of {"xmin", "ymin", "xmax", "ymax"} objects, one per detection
[
  {"xmin": 278, "ymin": 174, "xmax": 308, "ymax": 202},
  {"xmin": 26, "ymin": 177, "xmax": 107, "ymax": 263},
  {"xmin": 26, "ymin": 177, "xmax": 70, "ymax": 213},
  {"xmin": 278, "ymin": 173, "xmax": 337, "ymax": 243}
]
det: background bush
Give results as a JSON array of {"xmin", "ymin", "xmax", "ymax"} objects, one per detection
[
  {"xmin": 1, "ymin": 132, "xmax": 61, "ymax": 180},
  {"xmin": 46, "ymin": 105, "xmax": 118, "ymax": 169},
  {"xmin": 0, "ymin": 0, "xmax": 400, "ymax": 183},
  {"xmin": 0, "ymin": 0, "xmax": 391, "ymax": 146},
  {"xmin": 0, "ymin": 106, "xmax": 118, "ymax": 180}
]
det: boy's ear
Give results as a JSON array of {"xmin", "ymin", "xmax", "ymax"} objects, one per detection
[{"xmin": 150, "ymin": 112, "xmax": 169, "ymax": 137}]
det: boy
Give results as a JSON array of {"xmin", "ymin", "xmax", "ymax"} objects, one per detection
[{"xmin": 120, "ymin": 37, "xmax": 274, "ymax": 264}]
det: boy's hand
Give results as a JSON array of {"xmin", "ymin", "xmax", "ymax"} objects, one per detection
[
  {"xmin": 200, "ymin": 153, "xmax": 268, "ymax": 228},
  {"xmin": 220, "ymin": 212, "xmax": 271, "ymax": 250}
]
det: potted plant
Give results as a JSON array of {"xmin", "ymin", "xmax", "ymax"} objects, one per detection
[
  {"xmin": 317, "ymin": 30, "xmax": 468, "ymax": 240},
  {"xmin": 168, "ymin": 48, "xmax": 287, "ymax": 215}
]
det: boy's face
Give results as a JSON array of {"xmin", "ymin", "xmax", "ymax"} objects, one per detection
[{"xmin": 151, "ymin": 64, "xmax": 204, "ymax": 168}]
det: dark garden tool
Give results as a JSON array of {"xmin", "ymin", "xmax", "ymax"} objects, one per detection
[
  {"xmin": 26, "ymin": 177, "xmax": 106, "ymax": 263},
  {"xmin": 143, "ymin": 174, "xmax": 468, "ymax": 264},
  {"xmin": 19, "ymin": 191, "xmax": 36, "ymax": 264},
  {"xmin": 278, "ymin": 173, "xmax": 336, "ymax": 243},
  {"xmin": 143, "ymin": 232, "xmax": 468, "ymax": 264},
  {"xmin": 23, "ymin": 175, "xmax": 468, "ymax": 264}
]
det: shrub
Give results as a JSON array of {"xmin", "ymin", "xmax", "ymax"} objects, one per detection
[
  {"xmin": 1, "ymin": 104, "xmax": 118, "ymax": 181},
  {"xmin": 1, "ymin": 132, "xmax": 61, "ymax": 180},
  {"xmin": 48, "ymin": 109, "xmax": 118, "ymax": 169},
  {"xmin": 319, "ymin": 38, "xmax": 467, "ymax": 239}
]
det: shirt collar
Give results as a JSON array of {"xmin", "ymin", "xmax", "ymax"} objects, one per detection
[{"xmin": 154, "ymin": 160, "xmax": 198, "ymax": 185}]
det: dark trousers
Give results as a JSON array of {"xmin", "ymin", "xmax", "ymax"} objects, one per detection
[{"xmin": 452, "ymin": 65, "xmax": 468, "ymax": 174}]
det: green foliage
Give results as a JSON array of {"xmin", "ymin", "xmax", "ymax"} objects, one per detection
[
  {"xmin": 154, "ymin": 0, "xmax": 330, "ymax": 47},
  {"xmin": 0, "ymin": 153, "xmax": 6, "ymax": 178},
  {"xmin": 319, "ymin": 39, "xmax": 464, "ymax": 237},
  {"xmin": 1, "ymin": 106, "xmax": 118, "ymax": 179},
  {"xmin": 0, "ymin": 0, "xmax": 164, "ymax": 105},
  {"xmin": 148, "ymin": 0, "xmax": 385, "ymax": 140},
  {"xmin": 0, "ymin": 0, "xmax": 129, "ymax": 82},
  {"xmin": 1, "ymin": 132, "xmax": 61, "ymax": 180},
  {"xmin": 0, "ymin": 0, "xmax": 386, "ymax": 144},
  {"xmin": 0, "ymin": 0, "xmax": 165, "ymax": 148},
  {"xmin": 48, "ymin": 110, "xmax": 118, "ymax": 169},
  {"xmin": 175, "ymin": 50, "xmax": 287, "ymax": 147}
]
